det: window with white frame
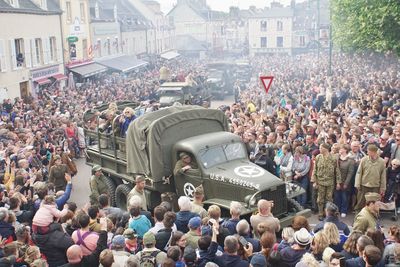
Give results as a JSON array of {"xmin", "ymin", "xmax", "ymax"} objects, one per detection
[
  {"xmin": 260, "ymin": 37, "xmax": 267, "ymax": 48},
  {"xmin": 0, "ymin": 40, "xmax": 6, "ymax": 72},
  {"xmin": 115, "ymin": 37, "xmax": 119, "ymax": 53},
  {"xmin": 80, "ymin": 2, "xmax": 86, "ymax": 22},
  {"xmin": 277, "ymin": 21, "xmax": 283, "ymax": 31},
  {"xmin": 49, "ymin": 37, "xmax": 57, "ymax": 62},
  {"xmin": 14, "ymin": 38, "xmax": 24, "ymax": 67},
  {"xmin": 300, "ymin": 36, "xmax": 305, "ymax": 46},
  {"xmin": 66, "ymin": 1, "xmax": 72, "ymax": 22},
  {"xmin": 277, "ymin": 36, "xmax": 283, "ymax": 47},
  {"xmin": 97, "ymin": 39, "xmax": 101, "ymax": 57},
  {"xmin": 260, "ymin": 21, "xmax": 267, "ymax": 32},
  {"xmin": 35, "ymin": 38, "xmax": 43, "ymax": 65}
]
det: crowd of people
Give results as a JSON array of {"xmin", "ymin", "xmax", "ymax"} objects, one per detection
[{"xmin": 0, "ymin": 51, "xmax": 397, "ymax": 267}]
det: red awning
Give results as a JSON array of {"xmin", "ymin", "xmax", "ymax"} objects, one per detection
[
  {"xmin": 34, "ymin": 78, "xmax": 51, "ymax": 85},
  {"xmin": 52, "ymin": 73, "xmax": 68, "ymax": 81}
]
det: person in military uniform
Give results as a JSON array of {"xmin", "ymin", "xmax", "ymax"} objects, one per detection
[
  {"xmin": 173, "ymin": 152, "xmax": 199, "ymax": 177},
  {"xmin": 127, "ymin": 176, "xmax": 147, "ymax": 211},
  {"xmin": 49, "ymin": 155, "xmax": 69, "ymax": 192},
  {"xmin": 353, "ymin": 192, "xmax": 381, "ymax": 233},
  {"xmin": 311, "ymin": 143, "xmax": 341, "ymax": 220},
  {"xmin": 89, "ymin": 165, "xmax": 109, "ymax": 205},
  {"xmin": 191, "ymin": 185, "xmax": 208, "ymax": 218},
  {"xmin": 354, "ymin": 144, "xmax": 386, "ymax": 213}
]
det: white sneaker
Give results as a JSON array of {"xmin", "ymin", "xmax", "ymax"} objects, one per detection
[{"xmin": 341, "ymin": 213, "xmax": 347, "ymax": 218}]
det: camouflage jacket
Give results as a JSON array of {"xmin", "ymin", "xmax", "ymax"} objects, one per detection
[{"xmin": 312, "ymin": 154, "xmax": 341, "ymax": 186}]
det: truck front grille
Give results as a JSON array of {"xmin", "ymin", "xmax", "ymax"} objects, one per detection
[{"xmin": 261, "ymin": 184, "xmax": 287, "ymax": 217}]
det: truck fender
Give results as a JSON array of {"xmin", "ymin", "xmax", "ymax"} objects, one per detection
[{"xmin": 115, "ymin": 184, "xmax": 133, "ymax": 210}]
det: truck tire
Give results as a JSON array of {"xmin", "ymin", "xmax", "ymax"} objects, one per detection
[
  {"xmin": 103, "ymin": 176, "xmax": 117, "ymax": 206},
  {"xmin": 115, "ymin": 184, "xmax": 133, "ymax": 210},
  {"xmin": 287, "ymin": 198, "xmax": 304, "ymax": 213}
]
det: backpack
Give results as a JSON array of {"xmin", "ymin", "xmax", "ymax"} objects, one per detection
[
  {"xmin": 139, "ymin": 250, "xmax": 160, "ymax": 267},
  {"xmin": 76, "ymin": 229, "xmax": 97, "ymax": 252}
]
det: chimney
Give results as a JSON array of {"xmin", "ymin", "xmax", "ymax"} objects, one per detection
[{"xmin": 271, "ymin": 1, "xmax": 283, "ymax": 8}]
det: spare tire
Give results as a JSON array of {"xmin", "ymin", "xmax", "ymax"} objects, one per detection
[
  {"xmin": 115, "ymin": 184, "xmax": 133, "ymax": 210},
  {"xmin": 287, "ymin": 198, "xmax": 304, "ymax": 213},
  {"xmin": 103, "ymin": 176, "xmax": 117, "ymax": 206}
]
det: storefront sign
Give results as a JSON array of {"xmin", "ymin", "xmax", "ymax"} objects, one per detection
[
  {"xmin": 67, "ymin": 36, "xmax": 79, "ymax": 43},
  {"xmin": 31, "ymin": 65, "xmax": 59, "ymax": 80}
]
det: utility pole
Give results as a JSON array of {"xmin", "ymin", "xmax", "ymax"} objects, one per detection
[
  {"xmin": 317, "ymin": 0, "xmax": 320, "ymax": 62},
  {"xmin": 328, "ymin": 0, "xmax": 332, "ymax": 76}
]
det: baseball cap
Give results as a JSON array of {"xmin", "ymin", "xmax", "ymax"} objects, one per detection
[
  {"xmin": 188, "ymin": 217, "xmax": 201, "ymax": 229},
  {"xmin": 112, "ymin": 235, "xmax": 125, "ymax": 248},
  {"xmin": 250, "ymin": 253, "xmax": 267, "ymax": 267},
  {"xmin": 143, "ymin": 232, "xmax": 156, "ymax": 245},
  {"xmin": 123, "ymin": 228, "xmax": 138, "ymax": 240}
]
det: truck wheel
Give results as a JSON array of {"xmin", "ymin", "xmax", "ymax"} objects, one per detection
[
  {"xmin": 115, "ymin": 184, "xmax": 133, "ymax": 210},
  {"xmin": 287, "ymin": 198, "xmax": 304, "ymax": 213},
  {"xmin": 103, "ymin": 176, "xmax": 117, "ymax": 206}
]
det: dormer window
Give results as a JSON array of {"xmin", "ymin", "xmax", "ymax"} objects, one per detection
[
  {"xmin": 7, "ymin": 0, "xmax": 19, "ymax": 8},
  {"xmin": 95, "ymin": 2, "xmax": 99, "ymax": 19},
  {"xmin": 40, "ymin": 0, "xmax": 47, "ymax": 10}
]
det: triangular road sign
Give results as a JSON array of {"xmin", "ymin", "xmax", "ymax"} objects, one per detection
[{"xmin": 260, "ymin": 76, "xmax": 274, "ymax": 94}]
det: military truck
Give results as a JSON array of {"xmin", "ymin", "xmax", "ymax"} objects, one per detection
[
  {"xmin": 85, "ymin": 104, "xmax": 310, "ymax": 226},
  {"xmin": 206, "ymin": 70, "xmax": 227, "ymax": 100},
  {"xmin": 235, "ymin": 59, "xmax": 251, "ymax": 83},
  {"xmin": 206, "ymin": 62, "xmax": 236, "ymax": 97},
  {"xmin": 157, "ymin": 82, "xmax": 211, "ymax": 108}
]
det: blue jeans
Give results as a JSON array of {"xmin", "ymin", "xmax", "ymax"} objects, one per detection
[
  {"xmin": 334, "ymin": 189, "xmax": 348, "ymax": 214},
  {"xmin": 296, "ymin": 176, "xmax": 309, "ymax": 206}
]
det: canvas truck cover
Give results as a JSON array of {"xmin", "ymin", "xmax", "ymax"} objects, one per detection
[{"xmin": 126, "ymin": 106, "xmax": 229, "ymax": 181}]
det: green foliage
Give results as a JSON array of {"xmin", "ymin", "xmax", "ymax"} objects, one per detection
[{"xmin": 332, "ymin": 0, "xmax": 400, "ymax": 55}]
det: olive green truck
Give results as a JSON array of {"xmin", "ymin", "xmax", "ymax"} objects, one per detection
[{"xmin": 84, "ymin": 104, "xmax": 310, "ymax": 226}]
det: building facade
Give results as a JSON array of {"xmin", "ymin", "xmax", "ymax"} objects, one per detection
[
  {"xmin": 127, "ymin": 0, "xmax": 174, "ymax": 55},
  {"xmin": 89, "ymin": 0, "xmax": 121, "ymax": 59},
  {"xmin": 167, "ymin": 0, "xmax": 225, "ymax": 51},
  {"xmin": 248, "ymin": 3, "xmax": 294, "ymax": 56},
  {"xmin": 59, "ymin": 0, "xmax": 91, "ymax": 63},
  {"xmin": 0, "ymin": 0, "xmax": 65, "ymax": 100}
]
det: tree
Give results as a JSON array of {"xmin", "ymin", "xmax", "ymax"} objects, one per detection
[{"xmin": 332, "ymin": 0, "xmax": 400, "ymax": 56}]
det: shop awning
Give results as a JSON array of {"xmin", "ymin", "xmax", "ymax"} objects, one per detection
[
  {"xmin": 69, "ymin": 63, "xmax": 107, "ymax": 78},
  {"xmin": 35, "ymin": 78, "xmax": 51, "ymax": 85},
  {"xmin": 96, "ymin": 56, "xmax": 148, "ymax": 73},
  {"xmin": 160, "ymin": 51, "xmax": 180, "ymax": 60},
  {"xmin": 52, "ymin": 73, "xmax": 68, "ymax": 81}
]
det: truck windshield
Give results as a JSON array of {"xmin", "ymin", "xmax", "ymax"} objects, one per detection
[{"xmin": 199, "ymin": 142, "xmax": 247, "ymax": 169}]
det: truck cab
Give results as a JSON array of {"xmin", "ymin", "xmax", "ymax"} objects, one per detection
[
  {"xmin": 158, "ymin": 82, "xmax": 191, "ymax": 107},
  {"xmin": 158, "ymin": 82, "xmax": 211, "ymax": 107}
]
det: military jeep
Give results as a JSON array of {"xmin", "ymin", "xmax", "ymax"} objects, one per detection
[{"xmin": 84, "ymin": 105, "xmax": 310, "ymax": 226}]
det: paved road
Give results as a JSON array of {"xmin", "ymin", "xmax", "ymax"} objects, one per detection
[
  {"xmin": 70, "ymin": 96, "xmax": 399, "ymax": 230},
  {"xmin": 70, "ymin": 157, "xmax": 398, "ymax": 230}
]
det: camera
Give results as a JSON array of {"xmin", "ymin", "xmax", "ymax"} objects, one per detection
[{"xmin": 238, "ymin": 236, "xmax": 249, "ymax": 248}]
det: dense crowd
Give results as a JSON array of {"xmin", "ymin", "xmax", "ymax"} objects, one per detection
[{"xmin": 0, "ymin": 51, "xmax": 397, "ymax": 267}]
